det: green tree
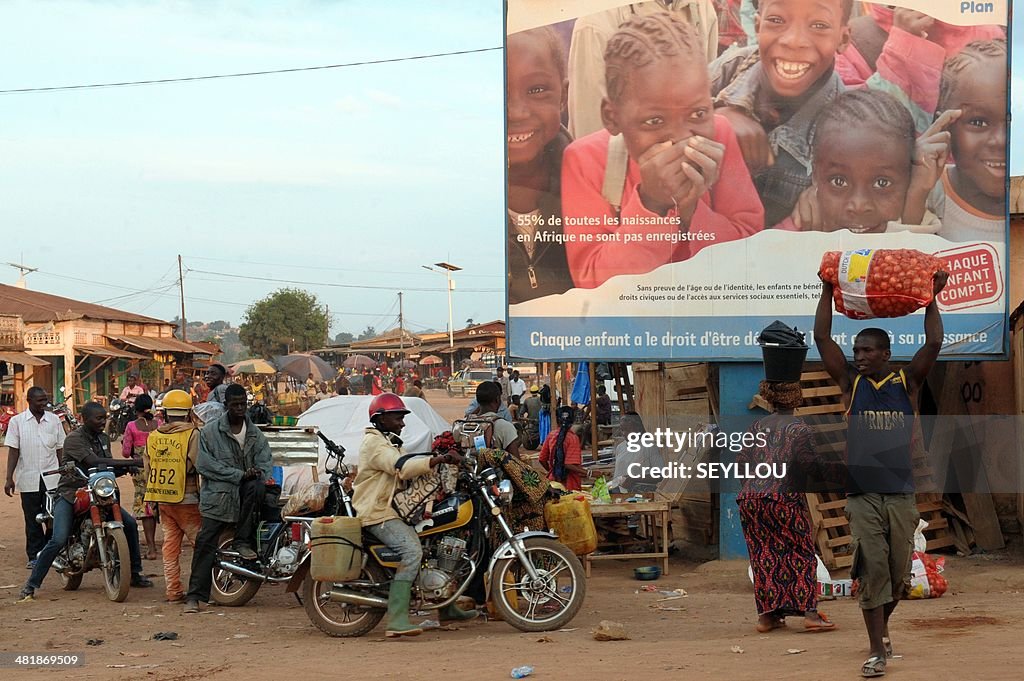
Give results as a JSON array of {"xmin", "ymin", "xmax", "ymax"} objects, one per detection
[
  {"xmin": 334, "ymin": 331, "xmax": 355, "ymax": 345},
  {"xmin": 357, "ymin": 326, "xmax": 377, "ymax": 341},
  {"xmin": 239, "ymin": 288, "xmax": 328, "ymax": 359}
]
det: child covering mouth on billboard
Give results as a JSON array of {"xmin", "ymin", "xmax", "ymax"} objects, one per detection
[{"xmin": 561, "ymin": 13, "xmax": 763, "ymax": 290}]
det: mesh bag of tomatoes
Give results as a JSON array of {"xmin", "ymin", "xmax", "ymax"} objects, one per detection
[
  {"xmin": 819, "ymin": 249, "xmax": 948, "ymax": 319},
  {"xmin": 908, "ymin": 551, "xmax": 948, "ymax": 599}
]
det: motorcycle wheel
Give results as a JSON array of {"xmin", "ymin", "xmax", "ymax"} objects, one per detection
[
  {"xmin": 446, "ymin": 386, "xmax": 454, "ymax": 398},
  {"xmin": 211, "ymin": 535, "xmax": 262, "ymax": 607},
  {"xmin": 102, "ymin": 528, "xmax": 132, "ymax": 602},
  {"xmin": 302, "ymin": 562, "xmax": 387, "ymax": 638},
  {"xmin": 490, "ymin": 537, "xmax": 586, "ymax": 632}
]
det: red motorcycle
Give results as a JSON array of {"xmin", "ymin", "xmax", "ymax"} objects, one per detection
[
  {"xmin": 0, "ymin": 405, "xmax": 15, "ymax": 436},
  {"xmin": 38, "ymin": 461, "xmax": 136, "ymax": 602}
]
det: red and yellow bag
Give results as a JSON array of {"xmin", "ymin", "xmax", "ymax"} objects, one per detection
[{"xmin": 819, "ymin": 249, "xmax": 947, "ymax": 319}]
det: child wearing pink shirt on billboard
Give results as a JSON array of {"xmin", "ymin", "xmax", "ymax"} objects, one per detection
[{"xmin": 561, "ymin": 13, "xmax": 763, "ymax": 290}]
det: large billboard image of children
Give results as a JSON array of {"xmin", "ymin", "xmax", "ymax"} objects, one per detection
[{"xmin": 506, "ymin": 0, "xmax": 1009, "ymax": 361}]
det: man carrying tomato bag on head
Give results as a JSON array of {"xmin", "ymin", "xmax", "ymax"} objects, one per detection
[
  {"xmin": 145, "ymin": 390, "xmax": 202, "ymax": 604},
  {"xmin": 814, "ymin": 268, "xmax": 948, "ymax": 679}
]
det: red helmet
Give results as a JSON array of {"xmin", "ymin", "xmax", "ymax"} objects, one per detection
[{"xmin": 368, "ymin": 392, "xmax": 410, "ymax": 421}]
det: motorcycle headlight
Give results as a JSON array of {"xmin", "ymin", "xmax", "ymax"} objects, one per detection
[
  {"xmin": 497, "ymin": 479, "xmax": 514, "ymax": 504},
  {"xmin": 92, "ymin": 476, "xmax": 117, "ymax": 498}
]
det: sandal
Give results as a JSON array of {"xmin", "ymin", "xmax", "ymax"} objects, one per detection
[
  {"xmin": 861, "ymin": 655, "xmax": 886, "ymax": 678},
  {"xmin": 801, "ymin": 612, "xmax": 836, "ymax": 632}
]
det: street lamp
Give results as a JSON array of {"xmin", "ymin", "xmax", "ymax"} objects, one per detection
[{"xmin": 422, "ymin": 262, "xmax": 461, "ymax": 374}]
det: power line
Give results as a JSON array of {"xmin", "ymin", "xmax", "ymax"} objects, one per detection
[
  {"xmin": 0, "ymin": 46, "xmax": 503, "ymax": 95},
  {"xmin": 182, "ymin": 254, "xmax": 502, "ymax": 279},
  {"xmin": 186, "ymin": 268, "xmax": 503, "ymax": 293}
]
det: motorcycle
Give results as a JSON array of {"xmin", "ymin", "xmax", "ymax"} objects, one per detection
[
  {"xmin": 49, "ymin": 387, "xmax": 81, "ymax": 435},
  {"xmin": 37, "ymin": 461, "xmax": 137, "ymax": 602},
  {"xmin": 300, "ymin": 450, "xmax": 587, "ymax": 637},
  {"xmin": 211, "ymin": 432, "xmax": 354, "ymax": 607},
  {"xmin": 0, "ymin": 404, "xmax": 15, "ymax": 437},
  {"xmin": 106, "ymin": 397, "xmax": 134, "ymax": 441}
]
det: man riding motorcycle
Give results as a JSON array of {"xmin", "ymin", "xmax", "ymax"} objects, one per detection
[
  {"xmin": 18, "ymin": 402, "xmax": 154, "ymax": 602},
  {"xmin": 351, "ymin": 392, "xmax": 478, "ymax": 637}
]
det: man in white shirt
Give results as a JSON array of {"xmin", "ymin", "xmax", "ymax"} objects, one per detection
[
  {"xmin": 4, "ymin": 387, "xmax": 66, "ymax": 569},
  {"xmin": 508, "ymin": 370, "xmax": 527, "ymax": 418}
]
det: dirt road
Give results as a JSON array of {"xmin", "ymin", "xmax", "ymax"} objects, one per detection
[{"xmin": 2, "ymin": 391, "xmax": 1023, "ymax": 680}]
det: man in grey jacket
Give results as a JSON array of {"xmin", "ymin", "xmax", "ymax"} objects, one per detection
[{"xmin": 184, "ymin": 384, "xmax": 272, "ymax": 613}]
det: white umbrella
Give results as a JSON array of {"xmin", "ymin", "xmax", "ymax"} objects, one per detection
[{"xmin": 283, "ymin": 395, "xmax": 451, "ymax": 495}]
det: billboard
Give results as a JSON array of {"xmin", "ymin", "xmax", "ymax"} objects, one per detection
[{"xmin": 505, "ymin": 0, "xmax": 1009, "ymax": 361}]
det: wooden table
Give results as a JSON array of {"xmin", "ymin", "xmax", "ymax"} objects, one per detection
[{"xmin": 585, "ymin": 499, "xmax": 671, "ymax": 576}]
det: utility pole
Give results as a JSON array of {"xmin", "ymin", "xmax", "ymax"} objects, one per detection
[
  {"xmin": 398, "ymin": 292, "xmax": 404, "ymax": 354},
  {"xmin": 177, "ymin": 255, "xmax": 187, "ymax": 341}
]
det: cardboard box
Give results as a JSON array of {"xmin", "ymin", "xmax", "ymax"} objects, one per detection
[{"xmin": 818, "ymin": 579, "xmax": 854, "ymax": 599}]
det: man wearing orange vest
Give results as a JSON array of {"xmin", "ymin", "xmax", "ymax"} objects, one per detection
[{"xmin": 145, "ymin": 390, "xmax": 201, "ymax": 603}]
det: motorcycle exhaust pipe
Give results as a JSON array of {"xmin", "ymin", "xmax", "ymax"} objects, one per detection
[
  {"xmin": 327, "ymin": 589, "xmax": 387, "ymax": 608},
  {"xmin": 217, "ymin": 560, "xmax": 267, "ymax": 582}
]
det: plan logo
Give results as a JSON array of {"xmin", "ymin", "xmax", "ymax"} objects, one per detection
[{"xmin": 961, "ymin": 1, "xmax": 995, "ymax": 14}]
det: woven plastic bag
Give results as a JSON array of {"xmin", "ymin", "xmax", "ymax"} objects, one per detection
[
  {"xmin": 819, "ymin": 249, "xmax": 947, "ymax": 319},
  {"xmin": 282, "ymin": 481, "xmax": 330, "ymax": 517}
]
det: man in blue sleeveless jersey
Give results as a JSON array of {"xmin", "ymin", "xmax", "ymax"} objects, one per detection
[{"xmin": 814, "ymin": 269, "xmax": 947, "ymax": 679}]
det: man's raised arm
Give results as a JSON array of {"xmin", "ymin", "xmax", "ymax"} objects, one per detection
[
  {"xmin": 905, "ymin": 272, "xmax": 948, "ymax": 393},
  {"xmin": 814, "ymin": 281, "xmax": 851, "ymax": 395}
]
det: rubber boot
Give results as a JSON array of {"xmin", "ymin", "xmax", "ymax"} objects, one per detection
[
  {"xmin": 439, "ymin": 602, "xmax": 479, "ymax": 622},
  {"xmin": 385, "ymin": 580, "xmax": 423, "ymax": 638}
]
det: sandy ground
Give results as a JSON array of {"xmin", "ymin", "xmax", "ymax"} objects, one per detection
[{"xmin": 2, "ymin": 390, "xmax": 1023, "ymax": 680}]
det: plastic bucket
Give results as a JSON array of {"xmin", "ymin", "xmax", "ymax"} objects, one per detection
[{"xmin": 761, "ymin": 345, "xmax": 808, "ymax": 383}]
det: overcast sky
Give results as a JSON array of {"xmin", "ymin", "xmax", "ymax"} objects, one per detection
[{"xmin": 1, "ymin": 0, "xmax": 505, "ymax": 339}]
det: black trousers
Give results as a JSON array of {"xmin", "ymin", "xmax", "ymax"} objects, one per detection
[
  {"xmin": 20, "ymin": 478, "xmax": 50, "ymax": 561},
  {"xmin": 185, "ymin": 478, "xmax": 263, "ymax": 602}
]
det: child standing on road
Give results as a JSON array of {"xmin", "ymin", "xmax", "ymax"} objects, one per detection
[{"xmin": 561, "ymin": 13, "xmax": 763, "ymax": 290}]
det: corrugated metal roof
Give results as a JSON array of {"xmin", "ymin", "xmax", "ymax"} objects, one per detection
[
  {"xmin": 0, "ymin": 351, "xmax": 50, "ymax": 366},
  {"xmin": 106, "ymin": 334, "xmax": 211, "ymax": 355},
  {"xmin": 0, "ymin": 284, "xmax": 168, "ymax": 325},
  {"xmin": 74, "ymin": 345, "xmax": 150, "ymax": 360}
]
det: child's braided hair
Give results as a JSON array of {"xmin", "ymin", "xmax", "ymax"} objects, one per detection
[
  {"xmin": 811, "ymin": 89, "xmax": 915, "ymax": 161},
  {"xmin": 937, "ymin": 39, "xmax": 1006, "ymax": 112},
  {"xmin": 752, "ymin": 0, "xmax": 854, "ymax": 23},
  {"xmin": 604, "ymin": 13, "xmax": 705, "ymax": 103}
]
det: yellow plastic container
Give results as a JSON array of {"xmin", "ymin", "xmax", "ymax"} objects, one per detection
[
  {"xmin": 545, "ymin": 495, "xmax": 598, "ymax": 556},
  {"xmin": 310, "ymin": 516, "xmax": 363, "ymax": 582}
]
